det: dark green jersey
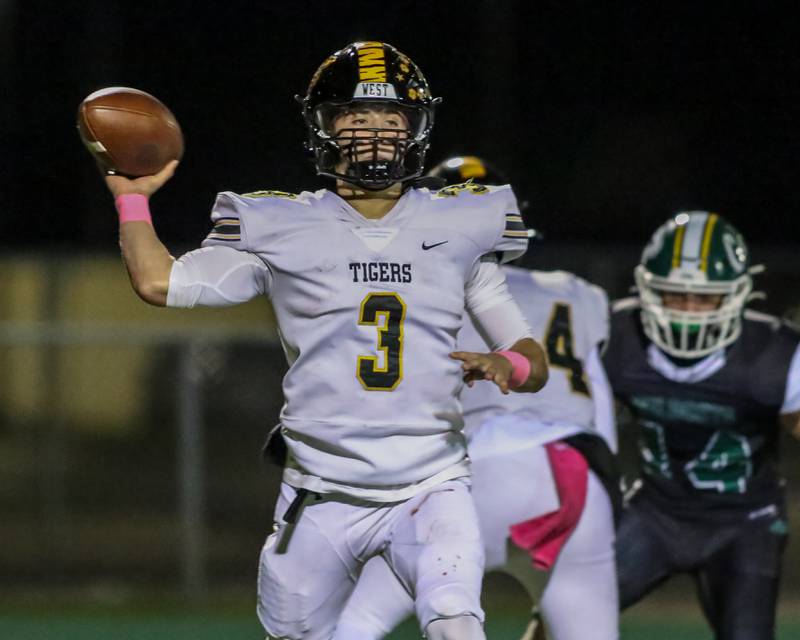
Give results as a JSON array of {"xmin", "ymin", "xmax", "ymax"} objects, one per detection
[{"xmin": 604, "ymin": 298, "xmax": 800, "ymax": 520}]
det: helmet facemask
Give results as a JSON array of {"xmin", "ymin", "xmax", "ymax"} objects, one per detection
[
  {"xmin": 635, "ymin": 265, "xmax": 753, "ymax": 359},
  {"xmin": 308, "ymin": 101, "xmax": 433, "ymax": 190}
]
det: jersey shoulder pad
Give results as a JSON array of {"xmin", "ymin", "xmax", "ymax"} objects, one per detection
[
  {"xmin": 202, "ymin": 191, "xmax": 248, "ymax": 250},
  {"xmin": 430, "ymin": 183, "xmax": 529, "ymax": 263},
  {"xmin": 526, "ymin": 270, "xmax": 607, "ymax": 303},
  {"xmin": 433, "ymin": 181, "xmax": 493, "ymax": 198},
  {"xmin": 201, "ymin": 189, "xmax": 319, "ymax": 252},
  {"xmin": 241, "ymin": 189, "xmax": 298, "ymax": 199}
]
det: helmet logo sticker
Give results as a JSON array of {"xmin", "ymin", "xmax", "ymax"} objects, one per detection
[
  {"xmin": 357, "ymin": 42, "xmax": 387, "ymax": 82},
  {"xmin": 723, "ymin": 233, "xmax": 747, "ymax": 274}
]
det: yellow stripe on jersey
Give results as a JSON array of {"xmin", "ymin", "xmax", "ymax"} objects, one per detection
[
  {"xmin": 672, "ymin": 223, "xmax": 686, "ymax": 268},
  {"xmin": 208, "ymin": 218, "xmax": 241, "ymax": 242},
  {"xmin": 699, "ymin": 213, "xmax": 719, "ymax": 273},
  {"xmin": 502, "ymin": 230, "xmax": 530, "ymax": 238}
]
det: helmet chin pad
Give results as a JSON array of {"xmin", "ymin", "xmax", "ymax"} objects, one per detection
[{"xmin": 670, "ymin": 321, "xmax": 702, "ymax": 335}]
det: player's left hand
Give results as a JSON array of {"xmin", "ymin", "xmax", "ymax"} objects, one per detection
[{"xmin": 450, "ymin": 350, "xmax": 515, "ymax": 394}]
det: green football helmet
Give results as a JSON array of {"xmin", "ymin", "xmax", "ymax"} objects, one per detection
[{"xmin": 634, "ymin": 211, "xmax": 753, "ymax": 359}]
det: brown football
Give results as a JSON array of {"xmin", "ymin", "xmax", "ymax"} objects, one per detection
[{"xmin": 77, "ymin": 86, "xmax": 184, "ymax": 177}]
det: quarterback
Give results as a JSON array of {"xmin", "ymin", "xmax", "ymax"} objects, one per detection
[
  {"xmin": 606, "ymin": 212, "xmax": 800, "ymax": 639},
  {"xmin": 337, "ymin": 157, "xmax": 620, "ymax": 640},
  {"xmin": 98, "ymin": 44, "xmax": 547, "ymax": 640}
]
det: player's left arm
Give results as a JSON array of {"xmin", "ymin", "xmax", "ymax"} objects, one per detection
[
  {"xmin": 780, "ymin": 342, "xmax": 800, "ymax": 439},
  {"xmin": 453, "ymin": 257, "xmax": 548, "ymax": 394}
]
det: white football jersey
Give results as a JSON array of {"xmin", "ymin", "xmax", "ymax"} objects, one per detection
[
  {"xmin": 459, "ymin": 266, "xmax": 611, "ymax": 447},
  {"xmin": 174, "ymin": 184, "xmax": 528, "ymax": 500}
]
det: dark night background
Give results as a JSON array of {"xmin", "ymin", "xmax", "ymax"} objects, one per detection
[{"xmin": 2, "ymin": 1, "xmax": 799, "ymax": 254}]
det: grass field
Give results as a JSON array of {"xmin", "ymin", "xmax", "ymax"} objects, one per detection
[
  {"xmin": 2, "ymin": 611, "xmax": 800, "ymax": 640},
  {"xmin": 2, "ymin": 604, "xmax": 800, "ymax": 640},
  {"xmin": 3, "ymin": 579, "xmax": 800, "ymax": 640}
]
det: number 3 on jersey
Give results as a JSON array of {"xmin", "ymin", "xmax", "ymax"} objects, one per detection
[
  {"xmin": 544, "ymin": 302, "xmax": 590, "ymax": 396},
  {"xmin": 357, "ymin": 292, "xmax": 406, "ymax": 391}
]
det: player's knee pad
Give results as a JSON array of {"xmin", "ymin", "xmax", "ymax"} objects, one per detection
[
  {"xmin": 416, "ymin": 583, "xmax": 484, "ymax": 632},
  {"xmin": 413, "ymin": 535, "xmax": 484, "ymax": 628},
  {"xmin": 425, "ymin": 615, "xmax": 485, "ymax": 640}
]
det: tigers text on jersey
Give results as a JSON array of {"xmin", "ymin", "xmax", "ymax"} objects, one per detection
[
  {"xmin": 170, "ymin": 185, "xmax": 528, "ymax": 501},
  {"xmin": 604, "ymin": 298, "xmax": 800, "ymax": 520},
  {"xmin": 458, "ymin": 267, "xmax": 610, "ymax": 446}
]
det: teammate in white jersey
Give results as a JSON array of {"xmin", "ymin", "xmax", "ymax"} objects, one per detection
[
  {"xmin": 337, "ymin": 157, "xmax": 620, "ymax": 640},
  {"xmin": 95, "ymin": 45, "xmax": 548, "ymax": 640}
]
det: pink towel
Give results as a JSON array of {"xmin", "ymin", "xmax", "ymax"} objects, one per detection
[{"xmin": 508, "ymin": 441, "xmax": 589, "ymax": 570}]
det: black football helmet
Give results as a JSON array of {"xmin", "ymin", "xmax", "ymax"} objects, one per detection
[
  {"xmin": 426, "ymin": 155, "xmax": 510, "ymax": 186},
  {"xmin": 298, "ymin": 41, "xmax": 440, "ymax": 191},
  {"xmin": 426, "ymin": 155, "xmax": 537, "ymax": 232}
]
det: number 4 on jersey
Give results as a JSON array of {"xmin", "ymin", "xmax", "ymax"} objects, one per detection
[{"xmin": 544, "ymin": 303, "xmax": 590, "ymax": 396}]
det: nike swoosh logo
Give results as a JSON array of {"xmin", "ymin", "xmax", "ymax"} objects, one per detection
[{"xmin": 422, "ymin": 240, "xmax": 449, "ymax": 250}]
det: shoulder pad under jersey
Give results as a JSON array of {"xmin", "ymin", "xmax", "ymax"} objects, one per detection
[
  {"xmin": 427, "ymin": 183, "xmax": 529, "ymax": 263},
  {"xmin": 241, "ymin": 189, "xmax": 302, "ymax": 200},
  {"xmin": 201, "ymin": 189, "xmax": 318, "ymax": 252}
]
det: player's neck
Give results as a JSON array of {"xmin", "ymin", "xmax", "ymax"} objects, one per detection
[{"xmin": 336, "ymin": 181, "xmax": 403, "ymax": 220}]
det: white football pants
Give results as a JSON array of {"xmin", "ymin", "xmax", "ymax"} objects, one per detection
[{"xmin": 257, "ymin": 478, "xmax": 486, "ymax": 640}]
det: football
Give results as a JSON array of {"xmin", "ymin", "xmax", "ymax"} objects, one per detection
[{"xmin": 77, "ymin": 86, "xmax": 184, "ymax": 177}]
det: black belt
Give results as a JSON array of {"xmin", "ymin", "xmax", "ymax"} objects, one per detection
[{"xmin": 276, "ymin": 488, "xmax": 323, "ymax": 554}]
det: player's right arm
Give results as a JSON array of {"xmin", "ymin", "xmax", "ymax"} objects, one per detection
[
  {"xmin": 105, "ymin": 160, "xmax": 179, "ymax": 306},
  {"xmin": 104, "ymin": 160, "xmax": 270, "ymax": 308}
]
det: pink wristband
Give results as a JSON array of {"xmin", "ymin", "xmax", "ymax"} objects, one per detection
[
  {"xmin": 497, "ymin": 350, "xmax": 532, "ymax": 389},
  {"xmin": 115, "ymin": 193, "xmax": 152, "ymax": 225}
]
